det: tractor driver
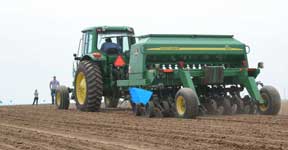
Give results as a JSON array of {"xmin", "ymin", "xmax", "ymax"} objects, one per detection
[{"xmin": 100, "ymin": 38, "xmax": 122, "ymax": 54}]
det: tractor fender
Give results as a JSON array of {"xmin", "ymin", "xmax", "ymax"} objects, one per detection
[{"xmin": 80, "ymin": 53, "xmax": 107, "ymax": 62}]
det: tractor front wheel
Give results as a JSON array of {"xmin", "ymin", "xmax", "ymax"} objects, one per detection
[
  {"xmin": 74, "ymin": 61, "xmax": 103, "ymax": 112},
  {"xmin": 258, "ymin": 86, "xmax": 281, "ymax": 115},
  {"xmin": 55, "ymin": 86, "xmax": 70, "ymax": 109},
  {"xmin": 175, "ymin": 88, "xmax": 199, "ymax": 119}
]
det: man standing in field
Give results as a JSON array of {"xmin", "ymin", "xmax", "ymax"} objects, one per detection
[
  {"xmin": 33, "ymin": 89, "xmax": 39, "ymax": 105},
  {"xmin": 49, "ymin": 76, "xmax": 60, "ymax": 105}
]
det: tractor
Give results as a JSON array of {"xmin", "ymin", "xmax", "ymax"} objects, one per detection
[
  {"xmin": 55, "ymin": 26, "xmax": 135, "ymax": 111},
  {"xmin": 56, "ymin": 27, "xmax": 281, "ymax": 118}
]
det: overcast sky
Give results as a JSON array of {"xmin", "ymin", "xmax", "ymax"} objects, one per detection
[{"xmin": 0, "ymin": 0, "xmax": 287, "ymax": 104}]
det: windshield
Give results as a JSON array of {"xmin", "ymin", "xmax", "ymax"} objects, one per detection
[{"xmin": 97, "ymin": 32, "xmax": 133, "ymax": 52}]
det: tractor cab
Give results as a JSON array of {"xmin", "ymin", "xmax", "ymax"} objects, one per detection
[
  {"xmin": 97, "ymin": 32, "xmax": 134, "ymax": 55},
  {"xmin": 73, "ymin": 26, "xmax": 136, "ymax": 76},
  {"xmin": 76, "ymin": 26, "xmax": 135, "ymax": 57},
  {"xmin": 70, "ymin": 26, "xmax": 136, "ymax": 109}
]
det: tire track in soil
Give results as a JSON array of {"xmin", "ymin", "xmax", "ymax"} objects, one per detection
[
  {"xmin": 1, "ymin": 105, "xmax": 288, "ymax": 150},
  {"xmin": 0, "ymin": 123, "xmax": 149, "ymax": 150},
  {"xmin": 2, "ymin": 115, "xmax": 287, "ymax": 150}
]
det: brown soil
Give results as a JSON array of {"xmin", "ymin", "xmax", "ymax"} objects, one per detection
[{"xmin": 1, "ymin": 104, "xmax": 288, "ymax": 150}]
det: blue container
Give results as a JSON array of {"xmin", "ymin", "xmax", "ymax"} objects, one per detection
[{"xmin": 129, "ymin": 87, "xmax": 153, "ymax": 105}]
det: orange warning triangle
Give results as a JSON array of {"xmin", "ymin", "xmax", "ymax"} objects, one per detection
[{"xmin": 114, "ymin": 55, "xmax": 126, "ymax": 67}]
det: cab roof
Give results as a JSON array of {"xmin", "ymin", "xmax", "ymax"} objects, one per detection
[{"xmin": 82, "ymin": 26, "xmax": 134, "ymax": 33}]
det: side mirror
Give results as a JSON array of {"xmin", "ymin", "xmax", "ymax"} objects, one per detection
[
  {"xmin": 258, "ymin": 62, "xmax": 264, "ymax": 69},
  {"xmin": 73, "ymin": 53, "xmax": 81, "ymax": 60}
]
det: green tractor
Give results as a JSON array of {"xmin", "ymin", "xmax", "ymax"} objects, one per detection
[
  {"xmin": 56, "ymin": 27, "xmax": 281, "ymax": 118},
  {"xmin": 56, "ymin": 26, "xmax": 135, "ymax": 110}
]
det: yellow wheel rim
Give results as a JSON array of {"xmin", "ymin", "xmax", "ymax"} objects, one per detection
[
  {"xmin": 176, "ymin": 96, "xmax": 186, "ymax": 116},
  {"xmin": 76, "ymin": 72, "xmax": 87, "ymax": 105},
  {"xmin": 259, "ymin": 93, "xmax": 269, "ymax": 112},
  {"xmin": 56, "ymin": 92, "xmax": 61, "ymax": 106}
]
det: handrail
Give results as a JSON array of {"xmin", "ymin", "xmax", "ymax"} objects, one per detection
[
  {"xmin": 77, "ymin": 38, "xmax": 82, "ymax": 56},
  {"xmin": 245, "ymin": 45, "xmax": 251, "ymax": 54}
]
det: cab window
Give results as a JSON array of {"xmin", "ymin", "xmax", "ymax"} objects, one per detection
[
  {"xmin": 122, "ymin": 37, "xmax": 129, "ymax": 52},
  {"xmin": 82, "ymin": 32, "xmax": 93, "ymax": 55},
  {"xmin": 97, "ymin": 32, "xmax": 134, "ymax": 53}
]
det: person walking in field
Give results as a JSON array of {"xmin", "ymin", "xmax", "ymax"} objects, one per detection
[
  {"xmin": 33, "ymin": 89, "xmax": 39, "ymax": 105},
  {"xmin": 49, "ymin": 76, "xmax": 60, "ymax": 105}
]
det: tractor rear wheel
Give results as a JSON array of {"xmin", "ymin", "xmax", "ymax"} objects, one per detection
[
  {"xmin": 74, "ymin": 61, "xmax": 103, "ymax": 112},
  {"xmin": 174, "ymin": 88, "xmax": 199, "ymax": 119},
  {"xmin": 55, "ymin": 86, "xmax": 70, "ymax": 109},
  {"xmin": 258, "ymin": 86, "xmax": 281, "ymax": 115}
]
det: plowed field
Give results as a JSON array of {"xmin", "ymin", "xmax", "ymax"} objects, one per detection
[{"xmin": 1, "ymin": 104, "xmax": 288, "ymax": 150}]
